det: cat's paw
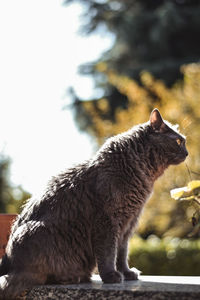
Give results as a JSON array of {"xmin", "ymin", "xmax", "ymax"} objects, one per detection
[
  {"xmin": 123, "ymin": 267, "xmax": 141, "ymax": 281},
  {"xmin": 102, "ymin": 270, "xmax": 123, "ymax": 283},
  {"xmin": 123, "ymin": 270, "xmax": 138, "ymax": 280}
]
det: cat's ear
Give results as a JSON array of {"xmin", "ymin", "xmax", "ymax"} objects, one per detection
[{"xmin": 150, "ymin": 109, "xmax": 164, "ymax": 131}]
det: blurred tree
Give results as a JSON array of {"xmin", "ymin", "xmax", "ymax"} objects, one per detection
[
  {"xmin": 0, "ymin": 154, "xmax": 30, "ymax": 214},
  {"xmin": 65, "ymin": 0, "xmax": 200, "ymax": 134}
]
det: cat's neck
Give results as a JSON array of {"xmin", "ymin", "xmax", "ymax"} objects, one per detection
[{"xmin": 144, "ymin": 140, "xmax": 169, "ymax": 181}]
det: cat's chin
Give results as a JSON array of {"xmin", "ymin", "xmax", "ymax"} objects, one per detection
[{"xmin": 171, "ymin": 156, "xmax": 187, "ymax": 165}]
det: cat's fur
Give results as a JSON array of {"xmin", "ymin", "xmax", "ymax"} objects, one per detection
[{"xmin": 0, "ymin": 109, "xmax": 188, "ymax": 298}]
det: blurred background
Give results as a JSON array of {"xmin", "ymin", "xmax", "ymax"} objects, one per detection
[{"xmin": 1, "ymin": 0, "xmax": 200, "ymax": 275}]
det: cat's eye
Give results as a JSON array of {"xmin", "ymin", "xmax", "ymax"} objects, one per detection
[{"xmin": 176, "ymin": 138, "xmax": 182, "ymax": 146}]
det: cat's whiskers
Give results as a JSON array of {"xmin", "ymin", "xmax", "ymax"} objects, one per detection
[
  {"xmin": 185, "ymin": 161, "xmax": 192, "ymax": 181},
  {"xmin": 183, "ymin": 161, "xmax": 200, "ymax": 180},
  {"xmin": 190, "ymin": 170, "xmax": 200, "ymax": 177}
]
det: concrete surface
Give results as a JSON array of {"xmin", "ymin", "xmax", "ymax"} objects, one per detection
[{"xmin": 25, "ymin": 273, "xmax": 200, "ymax": 299}]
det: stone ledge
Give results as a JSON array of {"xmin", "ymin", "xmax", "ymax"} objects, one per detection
[{"xmin": 26, "ymin": 274, "xmax": 200, "ymax": 299}]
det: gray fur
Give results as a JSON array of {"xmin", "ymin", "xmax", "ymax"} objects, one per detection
[{"xmin": 0, "ymin": 109, "xmax": 188, "ymax": 298}]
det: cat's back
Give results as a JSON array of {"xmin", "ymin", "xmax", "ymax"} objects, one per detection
[{"xmin": 13, "ymin": 162, "xmax": 95, "ymax": 227}]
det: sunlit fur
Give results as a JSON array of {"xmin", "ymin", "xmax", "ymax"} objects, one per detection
[{"xmin": 0, "ymin": 110, "xmax": 188, "ymax": 298}]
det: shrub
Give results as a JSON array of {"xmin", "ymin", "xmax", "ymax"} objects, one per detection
[{"xmin": 129, "ymin": 235, "xmax": 200, "ymax": 275}]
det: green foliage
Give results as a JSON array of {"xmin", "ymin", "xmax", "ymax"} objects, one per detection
[
  {"xmin": 0, "ymin": 154, "xmax": 31, "ymax": 214},
  {"xmin": 129, "ymin": 235, "xmax": 200, "ymax": 275}
]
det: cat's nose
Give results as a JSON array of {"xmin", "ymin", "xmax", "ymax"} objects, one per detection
[{"xmin": 185, "ymin": 150, "xmax": 188, "ymax": 157}]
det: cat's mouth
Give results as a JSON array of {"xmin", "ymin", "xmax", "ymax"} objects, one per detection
[{"xmin": 172, "ymin": 152, "xmax": 188, "ymax": 165}]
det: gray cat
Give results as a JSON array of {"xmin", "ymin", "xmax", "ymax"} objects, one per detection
[{"xmin": 0, "ymin": 109, "xmax": 188, "ymax": 298}]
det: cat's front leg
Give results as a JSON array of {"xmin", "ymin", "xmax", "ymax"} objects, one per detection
[
  {"xmin": 117, "ymin": 235, "xmax": 139, "ymax": 281},
  {"xmin": 94, "ymin": 224, "xmax": 123, "ymax": 283}
]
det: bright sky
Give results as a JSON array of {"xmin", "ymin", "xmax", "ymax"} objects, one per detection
[{"xmin": 0, "ymin": 0, "xmax": 113, "ymax": 195}]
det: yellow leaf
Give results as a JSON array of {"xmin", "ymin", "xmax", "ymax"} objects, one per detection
[
  {"xmin": 170, "ymin": 187, "xmax": 188, "ymax": 200},
  {"xmin": 170, "ymin": 180, "xmax": 200, "ymax": 201},
  {"xmin": 188, "ymin": 180, "xmax": 200, "ymax": 192}
]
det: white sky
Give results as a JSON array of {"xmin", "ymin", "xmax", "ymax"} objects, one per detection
[{"xmin": 0, "ymin": 0, "xmax": 113, "ymax": 195}]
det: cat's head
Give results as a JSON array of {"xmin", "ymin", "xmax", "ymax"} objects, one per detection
[{"xmin": 149, "ymin": 109, "xmax": 188, "ymax": 165}]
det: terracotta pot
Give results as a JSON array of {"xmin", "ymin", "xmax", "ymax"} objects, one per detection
[{"xmin": 0, "ymin": 214, "xmax": 17, "ymax": 258}]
